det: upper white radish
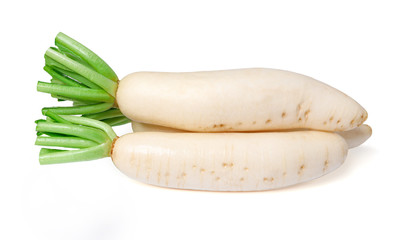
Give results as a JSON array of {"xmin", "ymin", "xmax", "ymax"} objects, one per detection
[
  {"xmin": 131, "ymin": 121, "xmax": 187, "ymax": 133},
  {"xmin": 112, "ymin": 131, "xmax": 347, "ymax": 191},
  {"xmin": 117, "ymin": 68, "xmax": 367, "ymax": 132}
]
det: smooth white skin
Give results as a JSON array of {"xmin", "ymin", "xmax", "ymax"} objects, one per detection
[
  {"xmin": 132, "ymin": 121, "xmax": 185, "ymax": 133},
  {"xmin": 336, "ymin": 124, "xmax": 372, "ymax": 148},
  {"xmin": 117, "ymin": 68, "xmax": 367, "ymax": 132},
  {"xmin": 111, "ymin": 131, "xmax": 348, "ymax": 191},
  {"xmin": 131, "ymin": 121, "xmax": 372, "ymax": 149}
]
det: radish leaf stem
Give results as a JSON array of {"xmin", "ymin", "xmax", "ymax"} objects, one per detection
[
  {"xmin": 35, "ymin": 114, "xmax": 116, "ymax": 164},
  {"xmin": 55, "ymin": 32, "xmax": 118, "ymax": 81},
  {"xmin": 42, "ymin": 102, "xmax": 113, "ymax": 115},
  {"xmin": 83, "ymin": 108, "xmax": 124, "ymax": 120},
  {"xmin": 38, "ymin": 33, "xmax": 129, "ymax": 126}
]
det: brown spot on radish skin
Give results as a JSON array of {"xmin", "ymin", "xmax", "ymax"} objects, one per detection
[
  {"xmin": 237, "ymin": 122, "xmax": 243, "ymax": 125},
  {"xmin": 304, "ymin": 109, "xmax": 310, "ymax": 119},
  {"xmin": 210, "ymin": 171, "xmax": 215, "ymax": 175},
  {"xmin": 298, "ymin": 164, "xmax": 305, "ymax": 175},
  {"xmin": 323, "ymin": 147, "xmax": 329, "ymax": 172},
  {"xmin": 350, "ymin": 119, "xmax": 355, "ymax": 125},
  {"xmin": 283, "ymin": 172, "xmax": 287, "ymax": 177},
  {"xmin": 329, "ymin": 116, "xmax": 334, "ymax": 122},
  {"xmin": 265, "ymin": 119, "xmax": 272, "ymax": 124},
  {"xmin": 281, "ymin": 112, "xmax": 286, "ymax": 118},
  {"xmin": 200, "ymin": 168, "xmax": 205, "ymax": 173},
  {"xmin": 244, "ymin": 167, "xmax": 249, "ymax": 172},
  {"xmin": 219, "ymin": 124, "xmax": 225, "ymax": 127},
  {"xmin": 215, "ymin": 177, "xmax": 220, "ymax": 181},
  {"xmin": 229, "ymin": 163, "xmax": 234, "ymax": 168},
  {"xmin": 337, "ymin": 119, "xmax": 341, "ymax": 124},
  {"xmin": 252, "ymin": 121, "xmax": 256, "ymax": 125},
  {"xmin": 213, "ymin": 124, "xmax": 217, "ymax": 128},
  {"xmin": 298, "ymin": 117, "xmax": 302, "ymax": 122},
  {"xmin": 181, "ymin": 173, "xmax": 187, "ymax": 177},
  {"xmin": 222, "ymin": 163, "xmax": 228, "ymax": 168},
  {"xmin": 263, "ymin": 178, "xmax": 268, "ymax": 182},
  {"xmin": 323, "ymin": 121, "xmax": 327, "ymax": 125},
  {"xmin": 192, "ymin": 165, "xmax": 197, "ymax": 169},
  {"xmin": 240, "ymin": 178, "xmax": 244, "ymax": 182},
  {"xmin": 270, "ymin": 177, "xmax": 275, "ymax": 182},
  {"xmin": 323, "ymin": 160, "xmax": 329, "ymax": 172}
]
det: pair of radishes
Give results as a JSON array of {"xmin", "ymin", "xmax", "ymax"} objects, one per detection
[
  {"xmin": 112, "ymin": 68, "xmax": 370, "ymax": 191},
  {"xmin": 36, "ymin": 33, "xmax": 371, "ymax": 191}
]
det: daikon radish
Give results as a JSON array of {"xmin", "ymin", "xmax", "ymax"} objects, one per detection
[
  {"xmin": 112, "ymin": 131, "xmax": 347, "ymax": 191},
  {"xmin": 118, "ymin": 69, "xmax": 367, "ymax": 132},
  {"xmin": 37, "ymin": 33, "xmax": 367, "ymax": 132},
  {"xmin": 35, "ymin": 115, "xmax": 347, "ymax": 191}
]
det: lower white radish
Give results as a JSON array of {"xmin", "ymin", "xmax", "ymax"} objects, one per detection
[
  {"xmin": 112, "ymin": 131, "xmax": 347, "ymax": 191},
  {"xmin": 36, "ymin": 114, "xmax": 348, "ymax": 191},
  {"xmin": 131, "ymin": 121, "xmax": 372, "ymax": 149}
]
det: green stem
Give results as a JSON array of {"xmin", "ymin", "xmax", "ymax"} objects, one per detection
[
  {"xmin": 42, "ymin": 102, "xmax": 113, "ymax": 115},
  {"xmin": 55, "ymin": 68, "xmax": 101, "ymax": 89},
  {"xmin": 55, "ymin": 32, "xmax": 118, "ymax": 81},
  {"xmin": 39, "ymin": 142, "xmax": 111, "ymax": 164},
  {"xmin": 43, "ymin": 110, "xmax": 72, "ymax": 124},
  {"xmin": 102, "ymin": 116, "xmax": 131, "ymax": 127},
  {"xmin": 83, "ymin": 108, "xmax": 124, "ymax": 120},
  {"xmin": 45, "ymin": 53, "xmax": 71, "ymax": 71},
  {"xmin": 37, "ymin": 81, "xmax": 114, "ymax": 103},
  {"xmin": 60, "ymin": 115, "xmax": 117, "ymax": 140},
  {"xmin": 35, "ymin": 115, "xmax": 117, "ymax": 164},
  {"xmin": 37, "ymin": 132, "xmax": 67, "ymax": 137},
  {"xmin": 44, "ymin": 66, "xmax": 85, "ymax": 88},
  {"xmin": 45, "ymin": 48, "xmax": 117, "ymax": 97},
  {"xmin": 36, "ymin": 136, "xmax": 97, "ymax": 148},
  {"xmin": 36, "ymin": 122, "xmax": 109, "ymax": 143},
  {"xmin": 50, "ymin": 94, "xmax": 96, "ymax": 105}
]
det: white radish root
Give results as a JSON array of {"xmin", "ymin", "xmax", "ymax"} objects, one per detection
[
  {"xmin": 117, "ymin": 68, "xmax": 367, "ymax": 132},
  {"xmin": 111, "ymin": 131, "xmax": 347, "ymax": 191},
  {"xmin": 336, "ymin": 124, "xmax": 372, "ymax": 148},
  {"xmin": 131, "ymin": 121, "xmax": 372, "ymax": 149}
]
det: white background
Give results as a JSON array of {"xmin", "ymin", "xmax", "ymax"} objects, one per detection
[{"xmin": 1, "ymin": 0, "xmax": 413, "ymax": 239}]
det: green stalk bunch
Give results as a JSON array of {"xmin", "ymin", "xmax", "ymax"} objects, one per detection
[
  {"xmin": 37, "ymin": 32, "xmax": 129, "ymax": 126},
  {"xmin": 35, "ymin": 111, "xmax": 117, "ymax": 164}
]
